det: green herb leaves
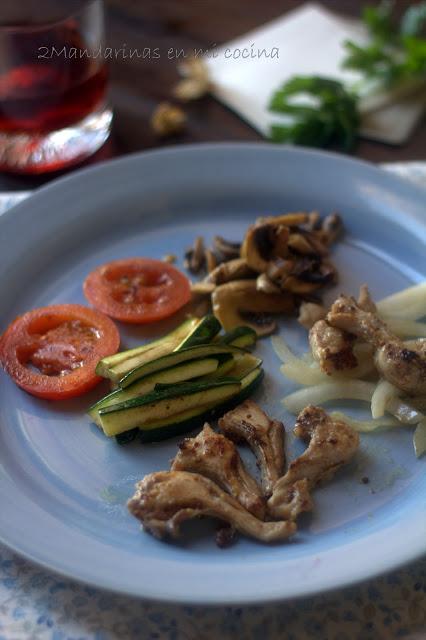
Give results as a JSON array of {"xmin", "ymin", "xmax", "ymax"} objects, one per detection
[
  {"xmin": 268, "ymin": 76, "xmax": 360, "ymax": 151},
  {"xmin": 362, "ymin": 1, "xmax": 395, "ymax": 41},
  {"xmin": 268, "ymin": 1, "xmax": 426, "ymax": 150},
  {"xmin": 343, "ymin": 1, "xmax": 426, "ymax": 85}
]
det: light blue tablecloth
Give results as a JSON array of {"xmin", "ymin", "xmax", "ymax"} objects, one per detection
[
  {"xmin": 0, "ymin": 548, "xmax": 425, "ymax": 640},
  {"xmin": 1, "ymin": 162, "xmax": 425, "ymax": 640}
]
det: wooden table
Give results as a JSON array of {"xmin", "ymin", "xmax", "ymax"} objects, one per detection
[{"xmin": 1, "ymin": 0, "xmax": 425, "ymax": 191}]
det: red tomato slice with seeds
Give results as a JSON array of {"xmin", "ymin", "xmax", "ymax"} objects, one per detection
[
  {"xmin": 83, "ymin": 258, "xmax": 191, "ymax": 324},
  {"xmin": 0, "ymin": 304, "xmax": 120, "ymax": 400}
]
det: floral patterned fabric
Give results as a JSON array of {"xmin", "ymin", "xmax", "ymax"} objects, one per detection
[
  {"xmin": 0, "ymin": 163, "xmax": 425, "ymax": 640},
  {"xmin": 0, "ymin": 547, "xmax": 425, "ymax": 640}
]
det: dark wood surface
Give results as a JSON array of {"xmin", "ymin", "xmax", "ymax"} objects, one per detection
[{"xmin": 1, "ymin": 0, "xmax": 425, "ymax": 191}]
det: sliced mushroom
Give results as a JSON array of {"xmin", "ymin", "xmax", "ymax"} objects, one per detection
[
  {"xmin": 240, "ymin": 225, "xmax": 268, "ymax": 273},
  {"xmin": 288, "ymin": 231, "xmax": 329, "ymax": 257},
  {"xmin": 183, "ymin": 213, "xmax": 343, "ymax": 323},
  {"xmin": 189, "ymin": 278, "xmax": 215, "ymax": 316},
  {"xmin": 211, "ymin": 280, "xmax": 295, "ymax": 336},
  {"xmin": 184, "ymin": 236, "xmax": 206, "ymax": 274},
  {"xmin": 213, "ymin": 236, "xmax": 241, "ymax": 261},
  {"xmin": 256, "ymin": 212, "xmax": 310, "ymax": 226},
  {"xmin": 256, "ymin": 273, "xmax": 281, "ymax": 295},
  {"xmin": 241, "ymin": 223, "xmax": 289, "ymax": 273},
  {"xmin": 240, "ymin": 313, "xmax": 279, "ymax": 335},
  {"xmin": 191, "ymin": 281, "xmax": 216, "ymax": 295},
  {"xmin": 288, "ymin": 233, "xmax": 317, "ymax": 255},
  {"xmin": 280, "ymin": 277, "xmax": 318, "ymax": 295},
  {"xmin": 205, "ymin": 249, "xmax": 217, "ymax": 273},
  {"xmin": 304, "ymin": 211, "xmax": 321, "ymax": 231},
  {"xmin": 207, "ymin": 258, "xmax": 256, "ymax": 285},
  {"xmin": 187, "ymin": 297, "xmax": 212, "ymax": 318},
  {"xmin": 317, "ymin": 213, "xmax": 344, "ymax": 246},
  {"xmin": 305, "ymin": 232, "xmax": 330, "ymax": 257},
  {"xmin": 267, "ymin": 258, "xmax": 295, "ymax": 287},
  {"xmin": 282, "ymin": 259, "xmax": 337, "ymax": 294}
]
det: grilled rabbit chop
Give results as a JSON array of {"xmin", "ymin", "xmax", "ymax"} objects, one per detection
[
  {"xmin": 128, "ymin": 471, "xmax": 296, "ymax": 543},
  {"xmin": 171, "ymin": 423, "xmax": 265, "ymax": 519},
  {"xmin": 328, "ymin": 294, "xmax": 426, "ymax": 395},
  {"xmin": 268, "ymin": 406, "xmax": 359, "ymax": 518},
  {"xmin": 309, "ymin": 320, "xmax": 357, "ymax": 374},
  {"xmin": 308, "ymin": 284, "xmax": 376, "ymax": 376},
  {"xmin": 309, "ymin": 285, "xmax": 376, "ymax": 375},
  {"xmin": 218, "ymin": 400, "xmax": 285, "ymax": 496},
  {"xmin": 267, "ymin": 478, "xmax": 313, "ymax": 521}
]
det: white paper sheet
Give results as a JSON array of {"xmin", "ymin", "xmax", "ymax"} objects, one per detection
[{"xmin": 205, "ymin": 3, "xmax": 425, "ymax": 145}]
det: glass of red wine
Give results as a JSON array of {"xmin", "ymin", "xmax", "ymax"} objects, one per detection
[{"xmin": 0, "ymin": 0, "xmax": 111, "ymax": 174}]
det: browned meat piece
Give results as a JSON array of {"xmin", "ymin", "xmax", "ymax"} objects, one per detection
[
  {"xmin": 290, "ymin": 405, "xmax": 359, "ymax": 485},
  {"xmin": 171, "ymin": 423, "xmax": 265, "ymax": 519},
  {"xmin": 268, "ymin": 407, "xmax": 359, "ymax": 517},
  {"xmin": 309, "ymin": 319, "xmax": 357, "ymax": 374},
  {"xmin": 267, "ymin": 479, "xmax": 313, "ymax": 521},
  {"xmin": 128, "ymin": 471, "xmax": 296, "ymax": 543},
  {"xmin": 328, "ymin": 294, "xmax": 426, "ymax": 395},
  {"xmin": 218, "ymin": 400, "xmax": 285, "ymax": 496},
  {"xmin": 309, "ymin": 285, "xmax": 377, "ymax": 375},
  {"xmin": 298, "ymin": 301, "xmax": 327, "ymax": 330},
  {"xmin": 357, "ymin": 284, "xmax": 377, "ymax": 313}
]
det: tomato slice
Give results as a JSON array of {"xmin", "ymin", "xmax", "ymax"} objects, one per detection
[
  {"xmin": 0, "ymin": 304, "xmax": 120, "ymax": 400},
  {"xmin": 83, "ymin": 258, "xmax": 191, "ymax": 324}
]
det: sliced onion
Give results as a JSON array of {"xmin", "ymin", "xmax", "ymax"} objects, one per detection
[
  {"xmin": 282, "ymin": 379, "xmax": 423, "ymax": 427},
  {"xmin": 282, "ymin": 380, "xmax": 377, "ymax": 413},
  {"xmin": 371, "ymin": 380, "xmax": 399, "ymax": 419},
  {"xmin": 273, "ymin": 335, "xmax": 331, "ymax": 385},
  {"xmin": 281, "ymin": 361, "xmax": 330, "ymax": 386},
  {"xmin": 413, "ymin": 419, "xmax": 426, "ymax": 458},
  {"xmin": 274, "ymin": 336, "xmax": 375, "ymax": 387},
  {"xmin": 330, "ymin": 411, "xmax": 401, "ymax": 433},
  {"xmin": 383, "ymin": 317, "xmax": 426, "ymax": 338},
  {"xmin": 377, "ymin": 282, "xmax": 426, "ymax": 320},
  {"xmin": 271, "ymin": 335, "xmax": 299, "ymax": 364},
  {"xmin": 386, "ymin": 397, "xmax": 424, "ymax": 425}
]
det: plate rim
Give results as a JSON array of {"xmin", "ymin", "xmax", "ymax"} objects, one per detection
[
  {"xmin": 3, "ymin": 142, "xmax": 426, "ymax": 228},
  {"xmin": 0, "ymin": 142, "xmax": 425, "ymax": 604}
]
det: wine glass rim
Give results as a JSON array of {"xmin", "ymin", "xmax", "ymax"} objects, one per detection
[{"xmin": 0, "ymin": 0, "xmax": 102, "ymax": 33}]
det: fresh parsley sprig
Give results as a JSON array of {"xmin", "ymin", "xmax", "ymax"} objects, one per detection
[
  {"xmin": 342, "ymin": 0, "xmax": 426, "ymax": 86},
  {"xmin": 268, "ymin": 1, "xmax": 426, "ymax": 151},
  {"xmin": 269, "ymin": 76, "xmax": 360, "ymax": 151}
]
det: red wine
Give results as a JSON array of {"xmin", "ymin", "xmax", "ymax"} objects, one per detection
[{"xmin": 0, "ymin": 23, "xmax": 108, "ymax": 134}]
